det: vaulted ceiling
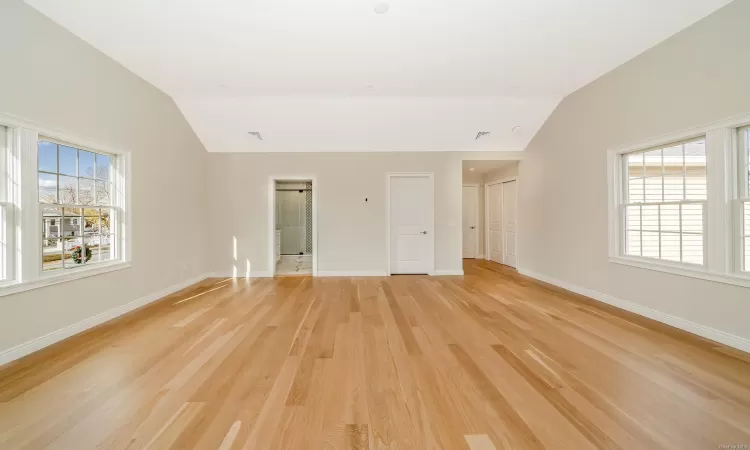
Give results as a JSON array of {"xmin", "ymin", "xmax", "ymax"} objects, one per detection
[{"xmin": 26, "ymin": 0, "xmax": 731, "ymax": 152}]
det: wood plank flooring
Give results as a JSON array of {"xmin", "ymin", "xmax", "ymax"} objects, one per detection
[{"xmin": 1, "ymin": 260, "xmax": 749, "ymax": 449}]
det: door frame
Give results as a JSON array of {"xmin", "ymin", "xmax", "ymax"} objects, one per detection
[
  {"xmin": 484, "ymin": 176, "xmax": 518, "ymax": 267},
  {"xmin": 462, "ymin": 183, "xmax": 480, "ymax": 259},
  {"xmin": 268, "ymin": 175, "xmax": 318, "ymax": 277},
  {"xmin": 386, "ymin": 172, "xmax": 435, "ymax": 276}
]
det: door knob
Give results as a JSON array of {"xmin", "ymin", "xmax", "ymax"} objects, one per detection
[
  {"xmin": 420, "ymin": 231, "xmax": 428, "ymax": 235},
  {"xmin": 469, "ymin": 226, "xmax": 476, "ymax": 229}
]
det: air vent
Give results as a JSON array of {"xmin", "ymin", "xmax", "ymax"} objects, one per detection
[
  {"xmin": 475, "ymin": 132, "xmax": 490, "ymax": 140},
  {"xmin": 248, "ymin": 132, "xmax": 263, "ymax": 141}
]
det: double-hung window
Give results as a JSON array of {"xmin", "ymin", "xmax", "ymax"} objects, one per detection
[
  {"xmin": 622, "ymin": 138, "xmax": 707, "ymax": 265},
  {"xmin": 737, "ymin": 126, "xmax": 750, "ymax": 272},
  {"xmin": 609, "ymin": 115, "xmax": 750, "ymax": 288},
  {"xmin": 38, "ymin": 140, "xmax": 119, "ymax": 272},
  {"xmin": 0, "ymin": 125, "xmax": 11, "ymax": 282},
  {"xmin": 0, "ymin": 113, "xmax": 129, "ymax": 296}
]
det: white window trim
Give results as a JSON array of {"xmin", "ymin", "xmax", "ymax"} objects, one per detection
[
  {"xmin": 0, "ymin": 113, "xmax": 132, "ymax": 297},
  {"xmin": 607, "ymin": 113, "xmax": 750, "ymax": 289}
]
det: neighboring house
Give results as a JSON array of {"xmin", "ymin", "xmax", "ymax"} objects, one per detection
[{"xmin": 44, "ymin": 217, "xmax": 81, "ymax": 238}]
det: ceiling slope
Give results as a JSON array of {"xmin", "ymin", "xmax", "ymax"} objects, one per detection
[{"xmin": 26, "ymin": 0, "xmax": 731, "ymax": 152}]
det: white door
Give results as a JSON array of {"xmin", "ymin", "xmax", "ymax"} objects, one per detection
[
  {"xmin": 488, "ymin": 183, "xmax": 503, "ymax": 264},
  {"xmin": 502, "ymin": 180, "xmax": 518, "ymax": 268},
  {"xmin": 462, "ymin": 185, "xmax": 477, "ymax": 258},
  {"xmin": 390, "ymin": 176, "xmax": 432, "ymax": 274}
]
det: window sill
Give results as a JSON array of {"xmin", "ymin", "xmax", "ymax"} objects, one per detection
[
  {"xmin": 0, "ymin": 261, "xmax": 131, "ymax": 297},
  {"xmin": 609, "ymin": 256, "xmax": 750, "ymax": 289}
]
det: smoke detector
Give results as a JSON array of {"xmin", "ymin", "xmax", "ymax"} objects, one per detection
[
  {"xmin": 475, "ymin": 132, "xmax": 491, "ymax": 140},
  {"xmin": 248, "ymin": 132, "xmax": 263, "ymax": 141},
  {"xmin": 374, "ymin": 2, "xmax": 389, "ymax": 13}
]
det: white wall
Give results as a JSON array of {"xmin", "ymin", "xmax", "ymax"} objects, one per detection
[
  {"xmin": 0, "ymin": 0, "xmax": 208, "ymax": 353},
  {"xmin": 519, "ymin": 0, "xmax": 750, "ymax": 342},
  {"xmin": 209, "ymin": 152, "xmax": 521, "ymax": 276}
]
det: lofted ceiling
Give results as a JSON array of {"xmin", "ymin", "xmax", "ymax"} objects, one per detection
[{"xmin": 26, "ymin": 0, "xmax": 731, "ymax": 153}]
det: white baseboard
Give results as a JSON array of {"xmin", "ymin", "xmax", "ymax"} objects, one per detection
[
  {"xmin": 518, "ymin": 268, "xmax": 750, "ymax": 353},
  {"xmin": 317, "ymin": 271, "xmax": 387, "ymax": 277},
  {"xmin": 0, "ymin": 273, "xmax": 212, "ymax": 366},
  {"xmin": 434, "ymin": 270, "xmax": 464, "ymax": 276}
]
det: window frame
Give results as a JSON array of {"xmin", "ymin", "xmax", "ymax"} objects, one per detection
[
  {"xmin": 735, "ymin": 126, "xmax": 750, "ymax": 272},
  {"xmin": 619, "ymin": 136, "xmax": 708, "ymax": 267},
  {"xmin": 0, "ymin": 113, "xmax": 131, "ymax": 297},
  {"xmin": 607, "ymin": 114, "xmax": 750, "ymax": 289},
  {"xmin": 37, "ymin": 137, "xmax": 120, "ymax": 274}
]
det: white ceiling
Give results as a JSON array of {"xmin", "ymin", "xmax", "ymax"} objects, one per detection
[
  {"xmin": 26, "ymin": 0, "xmax": 731, "ymax": 153},
  {"xmin": 463, "ymin": 160, "xmax": 517, "ymax": 178}
]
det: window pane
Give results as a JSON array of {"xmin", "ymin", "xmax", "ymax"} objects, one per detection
[
  {"xmin": 684, "ymin": 140, "xmax": 706, "ymax": 200},
  {"xmin": 681, "ymin": 203, "xmax": 703, "ymax": 233},
  {"xmin": 84, "ymin": 215, "xmax": 100, "ymax": 235},
  {"xmin": 79, "ymin": 178, "xmax": 95, "ymax": 205},
  {"xmin": 58, "ymin": 175, "xmax": 77, "ymax": 204},
  {"xmin": 682, "ymin": 234, "xmax": 703, "ymax": 265},
  {"xmin": 101, "ymin": 208, "xmax": 112, "ymax": 234},
  {"xmin": 745, "ymin": 238, "xmax": 750, "ymax": 272},
  {"xmin": 626, "ymin": 153, "xmax": 644, "ymax": 203},
  {"xmin": 626, "ymin": 230, "xmax": 641, "ymax": 256},
  {"xmin": 59, "ymin": 145, "xmax": 77, "ymax": 176},
  {"xmin": 79, "ymin": 150, "xmax": 95, "ymax": 178},
  {"xmin": 90, "ymin": 234, "xmax": 114, "ymax": 263},
  {"xmin": 38, "ymin": 141, "xmax": 57, "ymax": 173},
  {"xmin": 662, "ymin": 144, "xmax": 684, "ymax": 201},
  {"xmin": 39, "ymin": 173, "xmax": 57, "ymax": 203},
  {"xmin": 641, "ymin": 205, "xmax": 658, "ymax": 231},
  {"xmin": 96, "ymin": 154, "xmax": 111, "ymax": 181},
  {"xmin": 660, "ymin": 204, "xmax": 680, "ymax": 232},
  {"xmin": 96, "ymin": 181, "xmax": 111, "ymax": 205},
  {"xmin": 642, "ymin": 231, "xmax": 659, "ymax": 258},
  {"xmin": 42, "ymin": 239, "xmax": 63, "ymax": 272},
  {"xmin": 644, "ymin": 177, "xmax": 663, "ymax": 202},
  {"xmin": 644, "ymin": 149, "xmax": 662, "ymax": 176},
  {"xmin": 63, "ymin": 238, "xmax": 83, "ymax": 268},
  {"xmin": 744, "ymin": 202, "xmax": 750, "ymax": 236},
  {"xmin": 628, "ymin": 177, "xmax": 644, "ymax": 203},
  {"xmin": 59, "ymin": 216, "xmax": 82, "ymax": 237},
  {"xmin": 660, "ymin": 232, "xmax": 681, "ymax": 262},
  {"xmin": 625, "ymin": 205, "xmax": 641, "ymax": 230}
]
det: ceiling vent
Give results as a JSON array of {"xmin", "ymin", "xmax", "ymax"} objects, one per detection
[
  {"xmin": 475, "ymin": 132, "xmax": 490, "ymax": 140},
  {"xmin": 248, "ymin": 132, "xmax": 263, "ymax": 141}
]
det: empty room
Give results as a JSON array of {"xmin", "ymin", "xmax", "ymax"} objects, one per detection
[{"xmin": 1, "ymin": 0, "xmax": 749, "ymax": 448}]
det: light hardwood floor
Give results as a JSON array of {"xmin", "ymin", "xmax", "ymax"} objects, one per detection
[{"xmin": 1, "ymin": 260, "xmax": 749, "ymax": 449}]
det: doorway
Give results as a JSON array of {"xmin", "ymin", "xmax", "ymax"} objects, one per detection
[
  {"xmin": 485, "ymin": 179, "xmax": 518, "ymax": 268},
  {"xmin": 269, "ymin": 177, "xmax": 317, "ymax": 276},
  {"xmin": 387, "ymin": 173, "xmax": 434, "ymax": 275}
]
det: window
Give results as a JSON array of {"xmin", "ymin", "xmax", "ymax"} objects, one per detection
[
  {"xmin": 0, "ymin": 115, "xmax": 130, "ymax": 296},
  {"xmin": 38, "ymin": 140, "xmax": 118, "ymax": 272},
  {"xmin": 738, "ymin": 126, "xmax": 750, "ymax": 272},
  {"xmin": 622, "ymin": 137, "xmax": 706, "ymax": 265},
  {"xmin": 0, "ymin": 125, "xmax": 9, "ymax": 282},
  {"xmin": 608, "ymin": 115, "xmax": 750, "ymax": 288}
]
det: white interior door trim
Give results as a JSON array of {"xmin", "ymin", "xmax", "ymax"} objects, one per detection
[
  {"xmin": 484, "ymin": 176, "xmax": 519, "ymax": 267},
  {"xmin": 268, "ymin": 175, "xmax": 318, "ymax": 277},
  {"xmin": 386, "ymin": 172, "xmax": 435, "ymax": 276},
  {"xmin": 462, "ymin": 183, "xmax": 480, "ymax": 259}
]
